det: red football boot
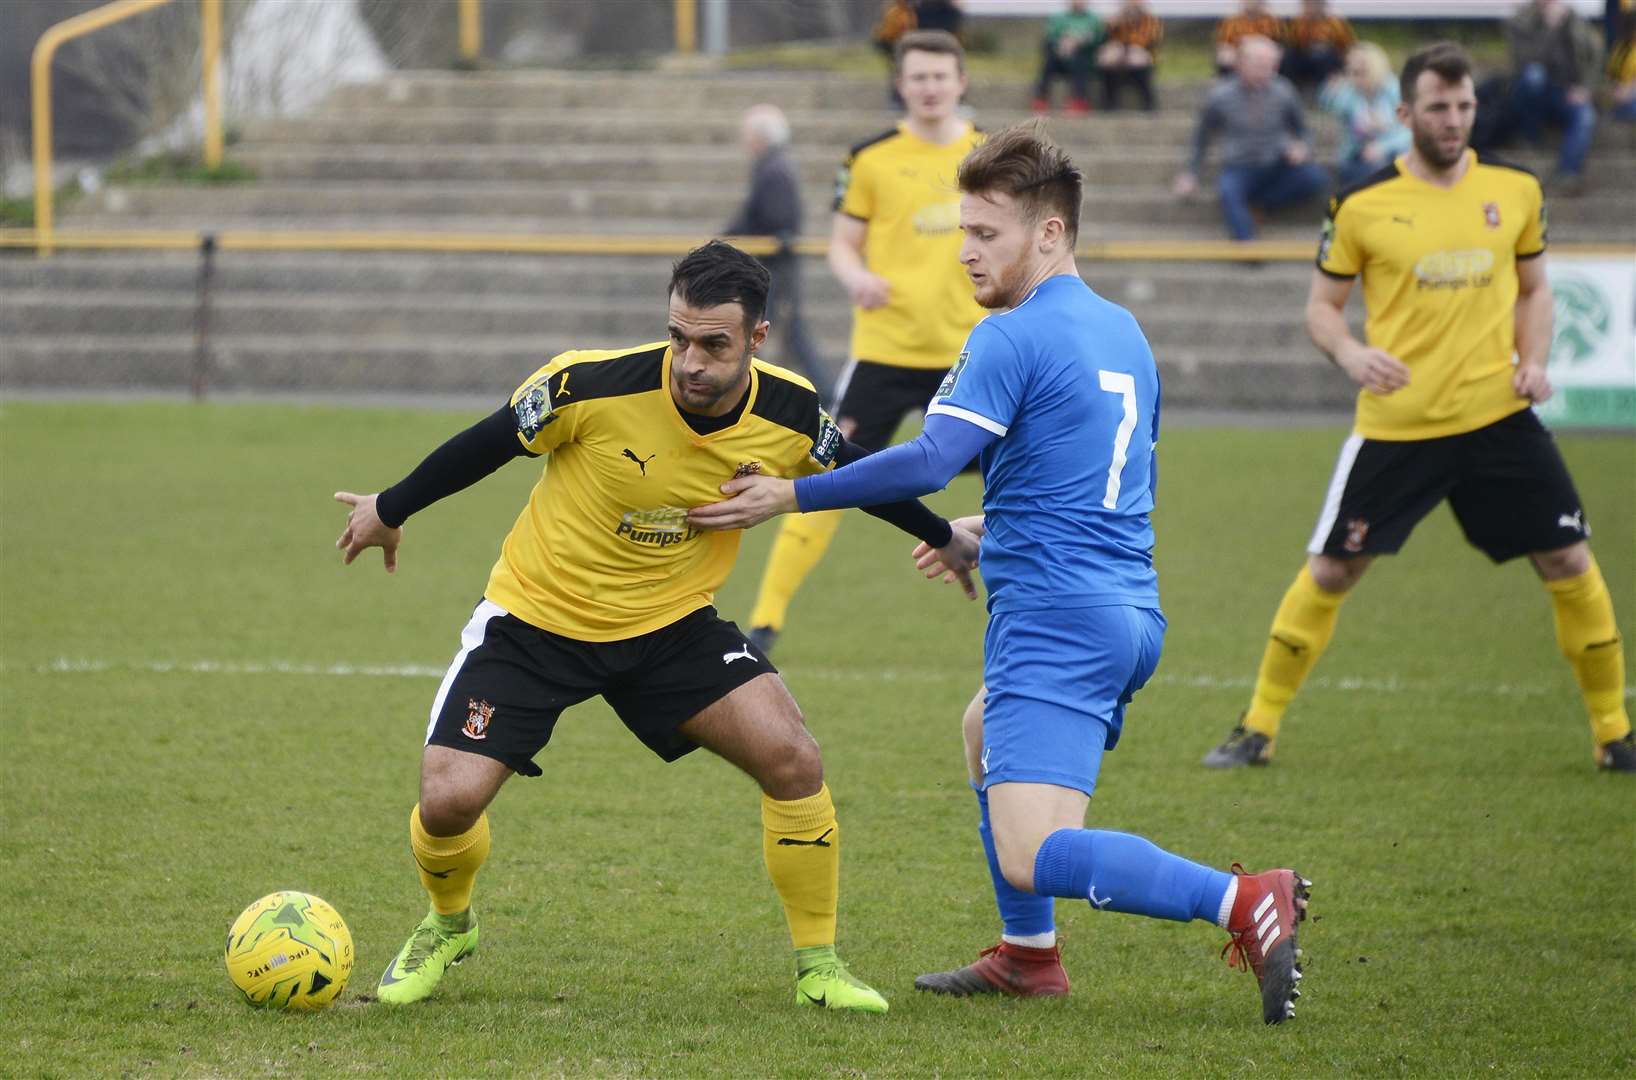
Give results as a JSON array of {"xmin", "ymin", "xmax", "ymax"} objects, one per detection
[
  {"xmin": 1222, "ymin": 864, "xmax": 1311, "ymax": 1024},
  {"xmin": 914, "ymin": 941, "xmax": 1070, "ymax": 997}
]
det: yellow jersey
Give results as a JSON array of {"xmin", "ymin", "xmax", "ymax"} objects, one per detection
[
  {"xmin": 834, "ymin": 123, "xmax": 986, "ymax": 370},
  {"xmin": 1316, "ymin": 150, "xmax": 1547, "ymax": 441},
  {"xmin": 484, "ymin": 344, "xmax": 842, "ymax": 642}
]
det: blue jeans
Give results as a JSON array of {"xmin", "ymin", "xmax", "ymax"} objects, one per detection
[
  {"xmin": 1216, "ymin": 161, "xmax": 1328, "ymax": 240},
  {"xmin": 1613, "ymin": 95, "xmax": 1636, "ymax": 124},
  {"xmin": 1509, "ymin": 63, "xmax": 1596, "ymax": 176}
]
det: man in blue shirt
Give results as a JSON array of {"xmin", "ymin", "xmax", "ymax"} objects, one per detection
[{"xmin": 690, "ymin": 124, "xmax": 1313, "ymax": 1025}]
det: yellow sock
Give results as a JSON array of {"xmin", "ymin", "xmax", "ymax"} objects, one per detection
[
  {"xmin": 761, "ymin": 784, "xmax": 839, "ymax": 949},
  {"xmin": 748, "ymin": 511, "xmax": 845, "ymax": 630},
  {"xmin": 1545, "ymin": 557, "xmax": 1631, "ymax": 746},
  {"xmin": 409, "ymin": 804, "xmax": 491, "ymax": 915},
  {"xmin": 1244, "ymin": 565, "xmax": 1349, "ymax": 739}
]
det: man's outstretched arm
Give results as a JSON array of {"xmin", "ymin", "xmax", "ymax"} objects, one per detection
[
  {"xmin": 334, "ymin": 404, "xmax": 531, "ymax": 572},
  {"xmin": 688, "ymin": 413, "xmax": 995, "ymax": 530}
]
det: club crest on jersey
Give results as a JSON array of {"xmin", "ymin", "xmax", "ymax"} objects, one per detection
[
  {"xmin": 512, "ymin": 375, "xmax": 554, "ymax": 440},
  {"xmin": 733, "ymin": 460, "xmax": 763, "ymax": 479},
  {"xmin": 1343, "ymin": 518, "xmax": 1370, "ymax": 553},
  {"xmin": 810, "ymin": 409, "xmax": 842, "ymax": 468},
  {"xmin": 936, "ymin": 351, "xmax": 970, "ymax": 400},
  {"xmin": 1483, "ymin": 202, "xmax": 1501, "ymax": 230},
  {"xmin": 463, "ymin": 699, "xmax": 494, "ymax": 740}
]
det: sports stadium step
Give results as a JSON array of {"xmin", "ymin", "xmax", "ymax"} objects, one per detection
[{"xmin": 0, "ymin": 333, "xmax": 1356, "ymax": 408}]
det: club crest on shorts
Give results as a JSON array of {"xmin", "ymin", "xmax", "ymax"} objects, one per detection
[
  {"xmin": 1343, "ymin": 518, "xmax": 1370, "ymax": 553},
  {"xmin": 463, "ymin": 698, "xmax": 495, "ymax": 740},
  {"xmin": 1483, "ymin": 202, "xmax": 1501, "ymax": 230}
]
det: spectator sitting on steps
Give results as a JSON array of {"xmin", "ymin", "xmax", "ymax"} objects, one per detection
[
  {"xmin": 1215, "ymin": 0, "xmax": 1282, "ymax": 76},
  {"xmin": 1505, "ymin": 0, "xmax": 1604, "ymax": 194},
  {"xmin": 1098, "ymin": 0, "xmax": 1164, "ymax": 111},
  {"xmin": 1033, "ymin": 0, "xmax": 1104, "ymax": 116},
  {"xmin": 1280, "ymin": 0, "xmax": 1355, "ymax": 96},
  {"xmin": 1319, "ymin": 42, "xmax": 1412, "ymax": 187},
  {"xmin": 1174, "ymin": 35, "xmax": 1327, "ymax": 242}
]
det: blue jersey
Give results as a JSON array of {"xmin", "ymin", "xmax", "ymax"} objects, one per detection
[{"xmin": 926, "ymin": 273, "xmax": 1161, "ymax": 613}]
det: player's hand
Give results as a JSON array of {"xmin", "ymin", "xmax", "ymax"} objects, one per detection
[
  {"xmin": 334, "ymin": 491, "xmax": 401, "ymax": 573},
  {"xmin": 912, "ymin": 522, "xmax": 982, "ymax": 600},
  {"xmin": 687, "ymin": 475, "xmax": 799, "ymax": 531},
  {"xmin": 1335, "ymin": 341, "xmax": 1411, "ymax": 395},
  {"xmin": 846, "ymin": 271, "xmax": 892, "ymax": 310},
  {"xmin": 1171, "ymin": 172, "xmax": 1199, "ymax": 199},
  {"xmin": 1513, "ymin": 362, "xmax": 1553, "ymax": 404}
]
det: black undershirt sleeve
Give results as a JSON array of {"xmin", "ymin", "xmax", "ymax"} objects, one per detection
[
  {"xmin": 375, "ymin": 404, "xmax": 533, "ymax": 528},
  {"xmin": 836, "ymin": 437, "xmax": 955, "ymax": 549}
]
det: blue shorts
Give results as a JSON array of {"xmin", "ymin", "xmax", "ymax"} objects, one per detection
[{"xmin": 979, "ymin": 605, "xmax": 1165, "ymax": 797}]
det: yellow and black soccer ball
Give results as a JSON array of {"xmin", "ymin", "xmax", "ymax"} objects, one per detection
[{"xmin": 224, "ymin": 890, "xmax": 353, "ymax": 1009}]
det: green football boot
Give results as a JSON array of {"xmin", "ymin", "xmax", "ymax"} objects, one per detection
[
  {"xmin": 376, "ymin": 908, "xmax": 479, "ymax": 1005},
  {"xmin": 793, "ymin": 947, "xmax": 888, "ymax": 1013}
]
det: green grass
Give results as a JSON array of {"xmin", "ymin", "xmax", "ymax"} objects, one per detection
[
  {"xmin": 104, "ymin": 153, "xmax": 257, "ymax": 186},
  {"xmin": 1, "ymin": 402, "xmax": 1631, "ymax": 1078}
]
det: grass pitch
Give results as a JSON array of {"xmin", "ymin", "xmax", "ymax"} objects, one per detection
[{"xmin": 1, "ymin": 401, "xmax": 1631, "ymax": 1078}]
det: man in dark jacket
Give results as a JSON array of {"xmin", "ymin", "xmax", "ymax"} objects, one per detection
[
  {"xmin": 1506, "ymin": 0, "xmax": 1604, "ymax": 192},
  {"xmin": 726, "ymin": 105, "xmax": 829, "ymax": 397}
]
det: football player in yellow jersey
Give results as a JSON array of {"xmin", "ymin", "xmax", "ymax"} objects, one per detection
[
  {"xmin": 744, "ymin": 29, "xmax": 985, "ymax": 656},
  {"xmin": 1204, "ymin": 43, "xmax": 1633, "ymax": 773},
  {"xmin": 333, "ymin": 241, "xmax": 980, "ymax": 1010}
]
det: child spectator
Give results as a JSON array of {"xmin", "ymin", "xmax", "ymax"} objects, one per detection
[
  {"xmin": 1034, "ymin": 0, "xmax": 1104, "ymax": 115},
  {"xmin": 1319, "ymin": 42, "xmax": 1411, "ymax": 186},
  {"xmin": 1281, "ymin": 0, "xmax": 1355, "ymax": 94},
  {"xmin": 1098, "ymin": 0, "xmax": 1163, "ymax": 110},
  {"xmin": 1215, "ymin": 0, "xmax": 1282, "ymax": 76}
]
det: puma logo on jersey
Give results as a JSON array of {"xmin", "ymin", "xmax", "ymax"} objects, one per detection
[
  {"xmin": 623, "ymin": 448, "xmax": 656, "ymax": 475},
  {"xmin": 555, "ymin": 372, "xmax": 572, "ymax": 398},
  {"xmin": 722, "ymin": 644, "xmax": 755, "ymax": 665}
]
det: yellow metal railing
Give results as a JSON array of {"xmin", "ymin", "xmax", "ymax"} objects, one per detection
[
  {"xmin": 31, "ymin": 0, "xmax": 223, "ymax": 257},
  {"xmin": 459, "ymin": 0, "xmax": 482, "ymax": 63}
]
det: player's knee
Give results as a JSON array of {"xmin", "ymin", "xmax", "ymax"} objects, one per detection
[
  {"xmin": 1308, "ymin": 554, "xmax": 1366, "ymax": 593},
  {"xmin": 759, "ymin": 730, "xmax": 825, "ymax": 801},
  {"xmin": 417, "ymin": 789, "xmax": 484, "ymax": 837},
  {"xmin": 1532, "ymin": 542, "xmax": 1590, "ymax": 581}
]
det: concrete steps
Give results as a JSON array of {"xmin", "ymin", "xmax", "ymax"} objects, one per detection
[{"xmin": 0, "ymin": 333, "xmax": 1356, "ymax": 407}]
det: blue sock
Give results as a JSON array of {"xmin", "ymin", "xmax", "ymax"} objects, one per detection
[
  {"xmin": 1033, "ymin": 828, "xmax": 1232, "ymax": 924},
  {"xmin": 976, "ymin": 786, "xmax": 1054, "ymax": 937}
]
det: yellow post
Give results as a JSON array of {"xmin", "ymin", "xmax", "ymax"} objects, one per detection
[
  {"xmin": 30, "ymin": 0, "xmax": 174, "ymax": 256},
  {"xmin": 675, "ymin": 0, "xmax": 696, "ymax": 55},
  {"xmin": 201, "ymin": 0, "xmax": 222, "ymax": 168},
  {"xmin": 458, "ymin": 0, "xmax": 482, "ymax": 63}
]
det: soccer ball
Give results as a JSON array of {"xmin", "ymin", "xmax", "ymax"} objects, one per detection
[{"xmin": 224, "ymin": 890, "xmax": 353, "ymax": 1009}]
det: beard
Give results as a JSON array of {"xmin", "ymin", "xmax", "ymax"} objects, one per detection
[
  {"xmin": 1411, "ymin": 122, "xmax": 1469, "ymax": 169},
  {"xmin": 673, "ymin": 350, "xmax": 751, "ymax": 413},
  {"xmin": 974, "ymin": 259, "xmax": 1029, "ymax": 310}
]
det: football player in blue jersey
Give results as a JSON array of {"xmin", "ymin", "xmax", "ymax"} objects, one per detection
[{"xmin": 690, "ymin": 123, "xmax": 1315, "ymax": 1025}]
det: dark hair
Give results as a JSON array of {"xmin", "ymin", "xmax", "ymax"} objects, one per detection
[
  {"xmin": 894, "ymin": 29, "xmax": 965, "ymax": 73},
  {"xmin": 669, "ymin": 240, "xmax": 770, "ymax": 328},
  {"xmin": 956, "ymin": 122, "xmax": 1083, "ymax": 245},
  {"xmin": 1400, "ymin": 42, "xmax": 1472, "ymax": 104}
]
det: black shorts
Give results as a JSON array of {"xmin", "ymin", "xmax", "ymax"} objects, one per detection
[
  {"xmin": 833, "ymin": 359, "xmax": 951, "ymax": 450},
  {"xmin": 425, "ymin": 601, "xmax": 777, "ymax": 776},
  {"xmin": 1307, "ymin": 409, "xmax": 1590, "ymax": 563}
]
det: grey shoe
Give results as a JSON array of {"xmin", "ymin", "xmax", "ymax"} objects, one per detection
[{"xmin": 1203, "ymin": 723, "xmax": 1274, "ymax": 769}]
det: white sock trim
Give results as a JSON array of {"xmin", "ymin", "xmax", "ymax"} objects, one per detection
[
  {"xmin": 1216, "ymin": 877, "xmax": 1239, "ymax": 929},
  {"xmin": 1002, "ymin": 930, "xmax": 1057, "ymax": 949}
]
